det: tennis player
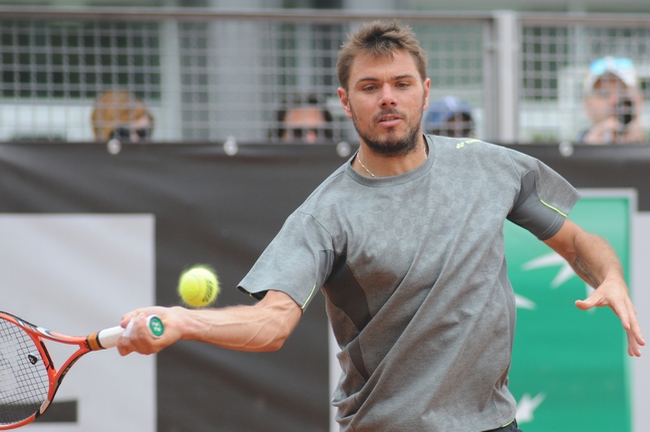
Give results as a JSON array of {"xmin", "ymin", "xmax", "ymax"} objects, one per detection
[{"xmin": 118, "ymin": 21, "xmax": 644, "ymax": 432}]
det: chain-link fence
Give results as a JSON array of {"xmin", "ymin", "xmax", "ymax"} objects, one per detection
[
  {"xmin": 0, "ymin": 9, "xmax": 490, "ymax": 143},
  {"xmin": 520, "ymin": 14, "xmax": 650, "ymax": 144},
  {"xmin": 1, "ymin": 8, "xmax": 650, "ymax": 144}
]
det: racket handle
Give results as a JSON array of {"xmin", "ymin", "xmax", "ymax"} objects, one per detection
[{"xmin": 96, "ymin": 315, "xmax": 165, "ymax": 349}]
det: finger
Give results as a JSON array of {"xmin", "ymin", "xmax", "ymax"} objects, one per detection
[
  {"xmin": 117, "ymin": 335, "xmax": 134, "ymax": 356},
  {"xmin": 576, "ymin": 287, "xmax": 611, "ymax": 310},
  {"xmin": 120, "ymin": 311, "xmax": 140, "ymax": 328},
  {"xmin": 613, "ymin": 299, "xmax": 644, "ymax": 356},
  {"xmin": 117, "ymin": 343, "xmax": 133, "ymax": 357},
  {"xmin": 132, "ymin": 312, "xmax": 148, "ymax": 337},
  {"xmin": 130, "ymin": 313, "xmax": 162, "ymax": 355},
  {"xmin": 631, "ymin": 322, "xmax": 646, "ymax": 348},
  {"xmin": 575, "ymin": 293, "xmax": 603, "ymax": 310},
  {"xmin": 627, "ymin": 330, "xmax": 642, "ymax": 357},
  {"xmin": 612, "ymin": 301, "xmax": 632, "ymax": 331},
  {"xmin": 625, "ymin": 300, "xmax": 646, "ymax": 348}
]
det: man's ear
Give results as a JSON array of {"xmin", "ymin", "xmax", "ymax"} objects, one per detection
[
  {"xmin": 338, "ymin": 87, "xmax": 353, "ymax": 119},
  {"xmin": 422, "ymin": 78, "xmax": 431, "ymax": 111}
]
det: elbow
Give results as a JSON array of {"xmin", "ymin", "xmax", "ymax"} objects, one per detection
[
  {"xmin": 228, "ymin": 326, "xmax": 290, "ymax": 353},
  {"xmin": 255, "ymin": 319, "xmax": 295, "ymax": 352},
  {"xmin": 245, "ymin": 331, "xmax": 289, "ymax": 352},
  {"xmin": 262, "ymin": 334, "xmax": 288, "ymax": 352},
  {"xmin": 250, "ymin": 291, "xmax": 301, "ymax": 352}
]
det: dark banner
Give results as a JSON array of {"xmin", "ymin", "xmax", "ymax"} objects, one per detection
[{"xmin": 0, "ymin": 141, "xmax": 648, "ymax": 431}]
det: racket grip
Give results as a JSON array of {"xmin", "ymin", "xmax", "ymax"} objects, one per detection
[{"xmin": 96, "ymin": 315, "xmax": 165, "ymax": 349}]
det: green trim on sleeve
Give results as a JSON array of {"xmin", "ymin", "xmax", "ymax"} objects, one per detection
[
  {"xmin": 302, "ymin": 284, "xmax": 318, "ymax": 309},
  {"xmin": 540, "ymin": 199, "xmax": 568, "ymax": 217}
]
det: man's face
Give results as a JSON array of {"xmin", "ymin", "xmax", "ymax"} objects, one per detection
[
  {"xmin": 584, "ymin": 74, "xmax": 641, "ymax": 124},
  {"xmin": 337, "ymin": 50, "xmax": 430, "ymax": 156}
]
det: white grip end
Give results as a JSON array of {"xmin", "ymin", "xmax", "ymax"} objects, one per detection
[{"xmin": 96, "ymin": 315, "xmax": 163, "ymax": 349}]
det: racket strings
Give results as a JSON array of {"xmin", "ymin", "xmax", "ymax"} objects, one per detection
[{"xmin": 0, "ymin": 320, "xmax": 49, "ymax": 425}]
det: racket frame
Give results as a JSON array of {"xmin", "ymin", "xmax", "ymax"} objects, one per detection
[{"xmin": 0, "ymin": 310, "xmax": 161, "ymax": 430}]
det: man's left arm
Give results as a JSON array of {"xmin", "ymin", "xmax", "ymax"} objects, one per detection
[{"xmin": 543, "ymin": 218, "xmax": 646, "ymax": 357}]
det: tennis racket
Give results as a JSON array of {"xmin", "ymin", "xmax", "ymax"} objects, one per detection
[{"xmin": 0, "ymin": 310, "xmax": 164, "ymax": 429}]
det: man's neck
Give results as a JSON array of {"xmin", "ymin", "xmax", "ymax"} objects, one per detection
[{"xmin": 353, "ymin": 134, "xmax": 429, "ymax": 178}]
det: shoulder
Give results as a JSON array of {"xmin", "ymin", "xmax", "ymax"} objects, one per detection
[
  {"xmin": 427, "ymin": 135, "xmax": 515, "ymax": 167},
  {"xmin": 297, "ymin": 161, "xmax": 353, "ymax": 213},
  {"xmin": 427, "ymin": 134, "xmax": 507, "ymax": 154}
]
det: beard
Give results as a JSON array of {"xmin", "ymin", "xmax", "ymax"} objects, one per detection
[{"xmin": 350, "ymin": 104, "xmax": 424, "ymax": 157}]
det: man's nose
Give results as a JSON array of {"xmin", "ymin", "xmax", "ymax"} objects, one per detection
[{"xmin": 379, "ymin": 84, "xmax": 397, "ymax": 107}]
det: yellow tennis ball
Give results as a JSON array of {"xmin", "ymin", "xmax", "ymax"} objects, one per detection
[{"xmin": 178, "ymin": 265, "xmax": 220, "ymax": 308}]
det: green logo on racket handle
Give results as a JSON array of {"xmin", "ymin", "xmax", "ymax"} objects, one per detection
[{"xmin": 146, "ymin": 315, "xmax": 164, "ymax": 338}]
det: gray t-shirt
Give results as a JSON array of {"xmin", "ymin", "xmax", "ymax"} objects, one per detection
[{"xmin": 239, "ymin": 135, "xmax": 580, "ymax": 431}]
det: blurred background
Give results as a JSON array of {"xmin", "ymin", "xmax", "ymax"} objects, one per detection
[
  {"xmin": 1, "ymin": 1, "xmax": 650, "ymax": 432},
  {"xmin": 2, "ymin": 0, "xmax": 650, "ymax": 145}
]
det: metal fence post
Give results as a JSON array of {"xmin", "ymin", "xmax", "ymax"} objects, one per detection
[
  {"xmin": 482, "ymin": 18, "xmax": 498, "ymax": 142},
  {"xmin": 494, "ymin": 10, "xmax": 519, "ymax": 143},
  {"xmin": 161, "ymin": 19, "xmax": 183, "ymax": 141}
]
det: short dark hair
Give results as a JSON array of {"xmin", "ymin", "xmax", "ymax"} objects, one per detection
[{"xmin": 336, "ymin": 21, "xmax": 428, "ymax": 91}]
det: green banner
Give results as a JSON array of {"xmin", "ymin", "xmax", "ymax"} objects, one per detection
[{"xmin": 506, "ymin": 194, "xmax": 632, "ymax": 431}]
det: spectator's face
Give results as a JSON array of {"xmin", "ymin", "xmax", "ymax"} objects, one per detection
[
  {"xmin": 111, "ymin": 115, "xmax": 153, "ymax": 142},
  {"xmin": 282, "ymin": 107, "xmax": 327, "ymax": 143},
  {"xmin": 337, "ymin": 49, "xmax": 430, "ymax": 156},
  {"xmin": 584, "ymin": 74, "xmax": 641, "ymax": 124},
  {"xmin": 435, "ymin": 113, "xmax": 474, "ymax": 138}
]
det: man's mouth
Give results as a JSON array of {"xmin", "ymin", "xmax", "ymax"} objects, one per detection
[{"xmin": 376, "ymin": 114, "xmax": 403, "ymax": 127}]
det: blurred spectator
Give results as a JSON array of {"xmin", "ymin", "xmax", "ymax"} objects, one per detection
[
  {"xmin": 423, "ymin": 96, "xmax": 475, "ymax": 138},
  {"xmin": 274, "ymin": 94, "xmax": 334, "ymax": 143},
  {"xmin": 579, "ymin": 57, "xmax": 646, "ymax": 145},
  {"xmin": 91, "ymin": 90, "xmax": 154, "ymax": 142}
]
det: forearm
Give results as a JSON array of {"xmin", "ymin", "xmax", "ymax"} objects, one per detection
[
  {"xmin": 570, "ymin": 231, "xmax": 625, "ymax": 289},
  {"xmin": 542, "ymin": 209, "xmax": 643, "ymax": 356},
  {"xmin": 175, "ymin": 296, "xmax": 301, "ymax": 352},
  {"xmin": 118, "ymin": 290, "xmax": 302, "ymax": 356}
]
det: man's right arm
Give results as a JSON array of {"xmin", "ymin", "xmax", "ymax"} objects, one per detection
[{"xmin": 117, "ymin": 290, "xmax": 303, "ymax": 356}]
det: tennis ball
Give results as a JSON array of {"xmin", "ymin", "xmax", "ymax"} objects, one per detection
[{"xmin": 178, "ymin": 265, "xmax": 220, "ymax": 308}]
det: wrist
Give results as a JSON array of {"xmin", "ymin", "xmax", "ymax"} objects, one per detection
[
  {"xmin": 169, "ymin": 305, "xmax": 194, "ymax": 340},
  {"xmin": 599, "ymin": 272, "xmax": 627, "ymax": 289}
]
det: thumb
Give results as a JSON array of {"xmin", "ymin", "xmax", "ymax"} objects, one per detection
[
  {"xmin": 575, "ymin": 283, "xmax": 605, "ymax": 310},
  {"xmin": 575, "ymin": 292, "xmax": 601, "ymax": 311}
]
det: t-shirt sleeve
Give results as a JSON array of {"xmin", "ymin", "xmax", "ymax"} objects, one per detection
[
  {"xmin": 237, "ymin": 210, "xmax": 335, "ymax": 311},
  {"xmin": 505, "ymin": 149, "xmax": 581, "ymax": 240}
]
